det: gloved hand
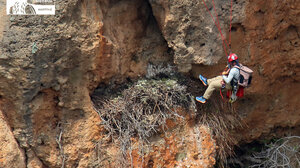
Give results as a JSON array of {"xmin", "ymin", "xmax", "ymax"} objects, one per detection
[
  {"xmin": 222, "ymin": 68, "xmax": 230, "ymax": 75},
  {"xmin": 222, "ymin": 71, "xmax": 228, "ymax": 75}
]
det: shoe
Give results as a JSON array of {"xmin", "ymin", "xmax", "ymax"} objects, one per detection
[
  {"xmin": 199, "ymin": 75, "xmax": 208, "ymax": 86},
  {"xmin": 196, "ymin": 96, "xmax": 206, "ymax": 104}
]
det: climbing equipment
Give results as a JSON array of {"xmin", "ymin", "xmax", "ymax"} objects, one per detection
[
  {"xmin": 228, "ymin": 61, "xmax": 241, "ymax": 103},
  {"xmin": 233, "ymin": 64, "xmax": 253, "ymax": 88},
  {"xmin": 227, "ymin": 87, "xmax": 244, "ymax": 98},
  {"xmin": 226, "ymin": 64, "xmax": 253, "ymax": 103},
  {"xmin": 200, "ymin": 0, "xmax": 254, "ymax": 103},
  {"xmin": 228, "ymin": 53, "xmax": 238, "ymax": 62},
  {"xmin": 201, "ymin": 0, "xmax": 236, "ymax": 101},
  {"xmin": 201, "ymin": 0, "xmax": 233, "ymax": 56},
  {"xmin": 220, "ymin": 54, "xmax": 240, "ymax": 102},
  {"xmin": 230, "ymin": 81, "xmax": 239, "ymax": 102}
]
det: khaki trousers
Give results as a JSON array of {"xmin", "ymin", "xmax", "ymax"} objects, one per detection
[{"xmin": 203, "ymin": 76, "xmax": 231, "ymax": 99}]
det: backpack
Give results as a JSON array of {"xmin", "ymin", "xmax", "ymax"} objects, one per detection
[{"xmin": 234, "ymin": 64, "xmax": 253, "ymax": 87}]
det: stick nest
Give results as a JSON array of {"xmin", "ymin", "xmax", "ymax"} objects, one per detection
[{"xmin": 93, "ymin": 77, "xmax": 196, "ymax": 164}]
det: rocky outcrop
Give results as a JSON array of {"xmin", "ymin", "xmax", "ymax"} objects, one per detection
[
  {"xmin": 100, "ymin": 121, "xmax": 216, "ymax": 168},
  {"xmin": 226, "ymin": 0, "xmax": 300, "ymax": 142},
  {"xmin": 150, "ymin": 0, "xmax": 300, "ymax": 142},
  {"xmin": 0, "ymin": 0, "xmax": 299, "ymax": 167},
  {"xmin": 149, "ymin": 0, "xmax": 247, "ymax": 72},
  {"xmin": 131, "ymin": 124, "xmax": 216, "ymax": 168},
  {"xmin": 0, "ymin": 0, "xmax": 170, "ymax": 167},
  {"xmin": 0, "ymin": 110, "xmax": 26, "ymax": 168}
]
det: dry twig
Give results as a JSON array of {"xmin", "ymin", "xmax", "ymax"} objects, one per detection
[
  {"xmin": 199, "ymin": 99, "xmax": 244, "ymax": 167},
  {"xmin": 92, "ymin": 78, "xmax": 196, "ymax": 166},
  {"xmin": 250, "ymin": 136, "xmax": 300, "ymax": 168}
]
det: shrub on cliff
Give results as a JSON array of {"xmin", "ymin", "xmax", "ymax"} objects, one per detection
[{"xmin": 249, "ymin": 136, "xmax": 300, "ymax": 168}]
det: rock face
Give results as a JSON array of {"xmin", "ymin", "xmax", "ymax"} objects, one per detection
[
  {"xmin": 150, "ymin": 0, "xmax": 300, "ymax": 142},
  {"xmin": 225, "ymin": 0, "xmax": 300, "ymax": 142},
  {"xmin": 131, "ymin": 124, "xmax": 216, "ymax": 168},
  {"xmin": 0, "ymin": 110, "xmax": 26, "ymax": 168},
  {"xmin": 0, "ymin": 0, "xmax": 170, "ymax": 167},
  {"xmin": 100, "ymin": 120, "xmax": 216, "ymax": 168},
  {"xmin": 0, "ymin": 0, "xmax": 299, "ymax": 167},
  {"xmin": 149, "ymin": 0, "xmax": 247, "ymax": 72}
]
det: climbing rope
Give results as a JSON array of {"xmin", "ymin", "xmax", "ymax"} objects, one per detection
[
  {"xmin": 201, "ymin": 0, "xmax": 234, "ymax": 56},
  {"xmin": 219, "ymin": 88, "xmax": 225, "ymax": 100},
  {"xmin": 229, "ymin": 0, "xmax": 233, "ymax": 46},
  {"xmin": 201, "ymin": 0, "xmax": 234, "ymax": 101}
]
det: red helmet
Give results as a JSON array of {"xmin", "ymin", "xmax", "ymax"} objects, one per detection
[{"xmin": 228, "ymin": 53, "xmax": 238, "ymax": 62}]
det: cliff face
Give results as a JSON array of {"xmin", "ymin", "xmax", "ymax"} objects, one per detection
[
  {"xmin": 0, "ymin": 0, "xmax": 299, "ymax": 167},
  {"xmin": 149, "ymin": 0, "xmax": 247, "ymax": 72},
  {"xmin": 150, "ymin": 0, "xmax": 300, "ymax": 141},
  {"xmin": 234, "ymin": 0, "xmax": 300, "ymax": 141},
  {"xmin": 0, "ymin": 0, "xmax": 171, "ymax": 167}
]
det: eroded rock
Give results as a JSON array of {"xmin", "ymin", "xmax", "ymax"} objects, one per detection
[
  {"xmin": 149, "ymin": 0, "xmax": 247, "ymax": 72},
  {"xmin": 0, "ymin": 110, "xmax": 26, "ymax": 168},
  {"xmin": 0, "ymin": 0, "xmax": 299, "ymax": 167},
  {"xmin": 0, "ymin": 0, "xmax": 170, "ymax": 167}
]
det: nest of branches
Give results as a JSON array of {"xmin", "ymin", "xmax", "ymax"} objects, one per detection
[{"xmin": 92, "ymin": 77, "xmax": 196, "ymax": 165}]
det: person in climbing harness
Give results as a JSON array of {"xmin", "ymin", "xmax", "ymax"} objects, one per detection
[{"xmin": 196, "ymin": 53, "xmax": 240, "ymax": 104}]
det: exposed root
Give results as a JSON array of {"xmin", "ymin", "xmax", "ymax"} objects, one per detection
[
  {"xmin": 91, "ymin": 136, "xmax": 112, "ymax": 168},
  {"xmin": 198, "ymin": 98, "xmax": 244, "ymax": 167},
  {"xmin": 250, "ymin": 136, "xmax": 300, "ymax": 168},
  {"xmin": 55, "ymin": 122, "xmax": 66, "ymax": 168}
]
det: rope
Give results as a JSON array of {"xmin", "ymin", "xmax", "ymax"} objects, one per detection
[
  {"xmin": 201, "ymin": 0, "xmax": 234, "ymax": 56},
  {"xmin": 229, "ymin": 0, "xmax": 233, "ymax": 46},
  {"xmin": 212, "ymin": 0, "xmax": 230, "ymax": 52},
  {"xmin": 220, "ymin": 89, "xmax": 224, "ymax": 100},
  {"xmin": 201, "ymin": 0, "xmax": 235, "ymax": 101},
  {"xmin": 201, "ymin": 0, "xmax": 228, "ymax": 56}
]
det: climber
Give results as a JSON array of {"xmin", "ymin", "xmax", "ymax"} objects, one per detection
[{"xmin": 196, "ymin": 53, "xmax": 240, "ymax": 104}]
